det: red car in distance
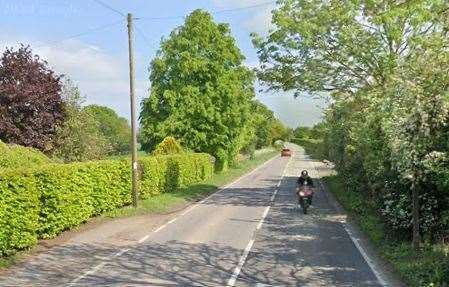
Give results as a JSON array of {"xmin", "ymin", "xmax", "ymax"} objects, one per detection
[{"xmin": 281, "ymin": 148, "xmax": 292, "ymax": 157}]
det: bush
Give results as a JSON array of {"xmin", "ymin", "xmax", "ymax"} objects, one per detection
[
  {"xmin": 153, "ymin": 137, "xmax": 183, "ymax": 155},
  {"xmin": 36, "ymin": 160, "xmax": 131, "ymax": 238},
  {"xmin": 139, "ymin": 153, "xmax": 213, "ymax": 199},
  {"xmin": 0, "ymin": 170, "xmax": 39, "ymax": 256},
  {"xmin": 0, "ymin": 140, "xmax": 51, "ymax": 171},
  {"xmin": 0, "ymin": 152, "xmax": 212, "ymax": 255}
]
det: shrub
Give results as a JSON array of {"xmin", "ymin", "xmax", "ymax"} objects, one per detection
[
  {"xmin": 139, "ymin": 153, "xmax": 213, "ymax": 198},
  {"xmin": 0, "ymin": 152, "xmax": 212, "ymax": 254},
  {"xmin": 36, "ymin": 160, "xmax": 131, "ymax": 238},
  {"xmin": 0, "ymin": 170, "xmax": 39, "ymax": 256},
  {"xmin": 0, "ymin": 140, "xmax": 51, "ymax": 171},
  {"xmin": 153, "ymin": 136, "xmax": 183, "ymax": 155}
]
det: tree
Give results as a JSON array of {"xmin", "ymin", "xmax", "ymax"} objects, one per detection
[
  {"xmin": 51, "ymin": 80, "xmax": 110, "ymax": 162},
  {"xmin": 252, "ymin": 0, "xmax": 449, "ymax": 248},
  {"xmin": 153, "ymin": 136, "xmax": 183, "ymax": 155},
  {"xmin": 0, "ymin": 45, "xmax": 64, "ymax": 151},
  {"xmin": 83, "ymin": 105, "xmax": 131, "ymax": 155},
  {"xmin": 140, "ymin": 10, "xmax": 255, "ymax": 170}
]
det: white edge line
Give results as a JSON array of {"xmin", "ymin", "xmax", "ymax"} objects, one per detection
[
  {"xmin": 311, "ymin": 161, "xmax": 388, "ymax": 287},
  {"xmin": 138, "ymin": 235, "xmax": 150, "ymax": 243},
  {"xmin": 168, "ymin": 154, "xmax": 279, "ymax": 219},
  {"xmin": 343, "ymin": 225, "xmax": 388, "ymax": 287},
  {"xmin": 68, "ymin": 154, "xmax": 280, "ymax": 286}
]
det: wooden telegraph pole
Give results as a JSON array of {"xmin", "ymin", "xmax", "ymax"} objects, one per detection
[{"xmin": 127, "ymin": 13, "xmax": 138, "ymax": 207}]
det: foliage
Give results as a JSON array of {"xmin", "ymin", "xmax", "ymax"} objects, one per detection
[
  {"xmin": 139, "ymin": 153, "xmax": 213, "ymax": 199},
  {"xmin": 325, "ymin": 175, "xmax": 449, "ymax": 287},
  {"xmin": 0, "ymin": 170, "xmax": 39, "ymax": 256},
  {"xmin": 0, "ymin": 140, "xmax": 51, "ymax": 171},
  {"xmin": 83, "ymin": 105, "xmax": 131, "ymax": 155},
  {"xmin": 140, "ymin": 10, "xmax": 255, "ymax": 170},
  {"xmin": 153, "ymin": 136, "xmax": 183, "ymax": 155},
  {"xmin": 0, "ymin": 152, "xmax": 212, "ymax": 255},
  {"xmin": 254, "ymin": 0, "xmax": 449, "ymax": 245},
  {"xmin": 51, "ymin": 80, "xmax": 111, "ymax": 162},
  {"xmin": 0, "ymin": 46, "xmax": 64, "ymax": 151}
]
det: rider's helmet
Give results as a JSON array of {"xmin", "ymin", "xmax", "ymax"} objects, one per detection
[{"xmin": 301, "ymin": 170, "xmax": 308, "ymax": 177}]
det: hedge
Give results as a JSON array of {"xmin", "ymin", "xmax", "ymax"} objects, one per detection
[
  {"xmin": 0, "ymin": 140, "xmax": 51, "ymax": 171},
  {"xmin": 0, "ymin": 153, "xmax": 213, "ymax": 255},
  {"xmin": 0, "ymin": 170, "xmax": 39, "ymax": 256},
  {"xmin": 139, "ymin": 153, "xmax": 213, "ymax": 199}
]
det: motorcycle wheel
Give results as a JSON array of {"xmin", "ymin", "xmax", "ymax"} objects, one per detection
[{"xmin": 303, "ymin": 201, "xmax": 308, "ymax": 214}]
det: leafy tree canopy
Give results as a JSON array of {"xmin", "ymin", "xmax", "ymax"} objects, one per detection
[
  {"xmin": 0, "ymin": 45, "xmax": 64, "ymax": 151},
  {"xmin": 83, "ymin": 105, "xmax": 131, "ymax": 155},
  {"xmin": 51, "ymin": 80, "xmax": 111, "ymax": 162},
  {"xmin": 140, "ymin": 10, "xmax": 255, "ymax": 169}
]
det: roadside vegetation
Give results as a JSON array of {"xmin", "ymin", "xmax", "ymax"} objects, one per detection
[
  {"xmin": 0, "ymin": 10, "xmax": 290, "ymax": 268},
  {"xmin": 104, "ymin": 149, "xmax": 278, "ymax": 218}
]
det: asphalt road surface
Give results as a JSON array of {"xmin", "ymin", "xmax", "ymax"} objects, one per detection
[{"xmin": 0, "ymin": 145, "xmax": 388, "ymax": 286}]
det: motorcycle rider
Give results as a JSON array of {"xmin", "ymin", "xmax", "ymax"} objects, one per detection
[{"xmin": 297, "ymin": 170, "xmax": 314, "ymax": 205}]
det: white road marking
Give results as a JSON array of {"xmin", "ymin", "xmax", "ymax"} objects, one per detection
[
  {"xmin": 137, "ymin": 235, "xmax": 150, "ymax": 243},
  {"xmin": 115, "ymin": 248, "xmax": 130, "ymax": 257},
  {"xmin": 68, "ymin": 154, "xmax": 280, "ymax": 285},
  {"xmin": 311, "ymin": 159, "xmax": 389, "ymax": 287},
  {"xmin": 227, "ymin": 238, "xmax": 255, "ymax": 287},
  {"xmin": 270, "ymin": 189, "xmax": 278, "ymax": 202},
  {"xmin": 227, "ymin": 156, "xmax": 291, "ymax": 286}
]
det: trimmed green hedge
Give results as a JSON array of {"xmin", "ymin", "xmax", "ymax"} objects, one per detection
[
  {"xmin": 139, "ymin": 153, "xmax": 213, "ymax": 199},
  {"xmin": 0, "ymin": 141, "xmax": 51, "ymax": 171},
  {"xmin": 36, "ymin": 160, "xmax": 131, "ymax": 238},
  {"xmin": 0, "ymin": 170, "xmax": 39, "ymax": 256},
  {"xmin": 0, "ymin": 153, "xmax": 213, "ymax": 255}
]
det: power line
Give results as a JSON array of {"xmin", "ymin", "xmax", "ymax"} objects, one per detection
[
  {"xmin": 138, "ymin": 0, "xmax": 277, "ymax": 21},
  {"xmin": 134, "ymin": 24, "xmax": 154, "ymax": 47},
  {"xmin": 91, "ymin": 0, "xmax": 126, "ymax": 18},
  {"xmin": 35, "ymin": 20, "xmax": 124, "ymax": 48}
]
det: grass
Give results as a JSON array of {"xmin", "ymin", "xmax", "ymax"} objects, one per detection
[
  {"xmin": 103, "ymin": 149, "xmax": 278, "ymax": 218},
  {"xmin": 323, "ymin": 175, "xmax": 449, "ymax": 287}
]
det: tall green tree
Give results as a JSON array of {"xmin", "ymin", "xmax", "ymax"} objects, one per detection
[
  {"xmin": 83, "ymin": 105, "xmax": 131, "ymax": 155},
  {"xmin": 140, "ymin": 10, "xmax": 255, "ymax": 170},
  {"xmin": 51, "ymin": 80, "xmax": 111, "ymax": 162}
]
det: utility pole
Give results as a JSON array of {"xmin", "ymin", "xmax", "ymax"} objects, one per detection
[{"xmin": 127, "ymin": 13, "xmax": 138, "ymax": 207}]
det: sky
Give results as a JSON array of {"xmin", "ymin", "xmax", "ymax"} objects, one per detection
[{"xmin": 0, "ymin": 0, "xmax": 326, "ymax": 128}]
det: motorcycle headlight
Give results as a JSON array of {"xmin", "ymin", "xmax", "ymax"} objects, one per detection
[{"xmin": 299, "ymin": 191, "xmax": 305, "ymax": 196}]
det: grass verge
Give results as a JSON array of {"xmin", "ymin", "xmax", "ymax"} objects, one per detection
[
  {"xmin": 103, "ymin": 149, "xmax": 278, "ymax": 218},
  {"xmin": 324, "ymin": 175, "xmax": 449, "ymax": 287}
]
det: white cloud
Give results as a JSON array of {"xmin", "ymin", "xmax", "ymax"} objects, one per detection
[{"xmin": 212, "ymin": 0, "xmax": 275, "ymax": 35}]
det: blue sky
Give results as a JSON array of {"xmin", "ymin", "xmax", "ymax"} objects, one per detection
[{"xmin": 0, "ymin": 0, "xmax": 326, "ymax": 127}]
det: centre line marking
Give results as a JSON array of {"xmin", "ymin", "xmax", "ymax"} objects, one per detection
[{"xmin": 227, "ymin": 154, "xmax": 291, "ymax": 286}]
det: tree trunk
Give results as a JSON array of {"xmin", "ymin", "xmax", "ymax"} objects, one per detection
[{"xmin": 412, "ymin": 181, "xmax": 420, "ymax": 249}]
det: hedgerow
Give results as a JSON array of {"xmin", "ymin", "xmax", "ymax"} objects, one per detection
[
  {"xmin": 0, "ymin": 170, "xmax": 39, "ymax": 256},
  {"xmin": 139, "ymin": 153, "xmax": 213, "ymax": 199},
  {"xmin": 0, "ymin": 140, "xmax": 51, "ymax": 171},
  {"xmin": 0, "ymin": 153, "xmax": 212, "ymax": 255}
]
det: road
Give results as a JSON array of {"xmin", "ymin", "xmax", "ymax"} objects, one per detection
[{"xmin": 0, "ymin": 145, "xmax": 388, "ymax": 286}]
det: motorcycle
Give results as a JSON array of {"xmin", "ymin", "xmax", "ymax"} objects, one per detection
[{"xmin": 296, "ymin": 185, "xmax": 314, "ymax": 214}]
